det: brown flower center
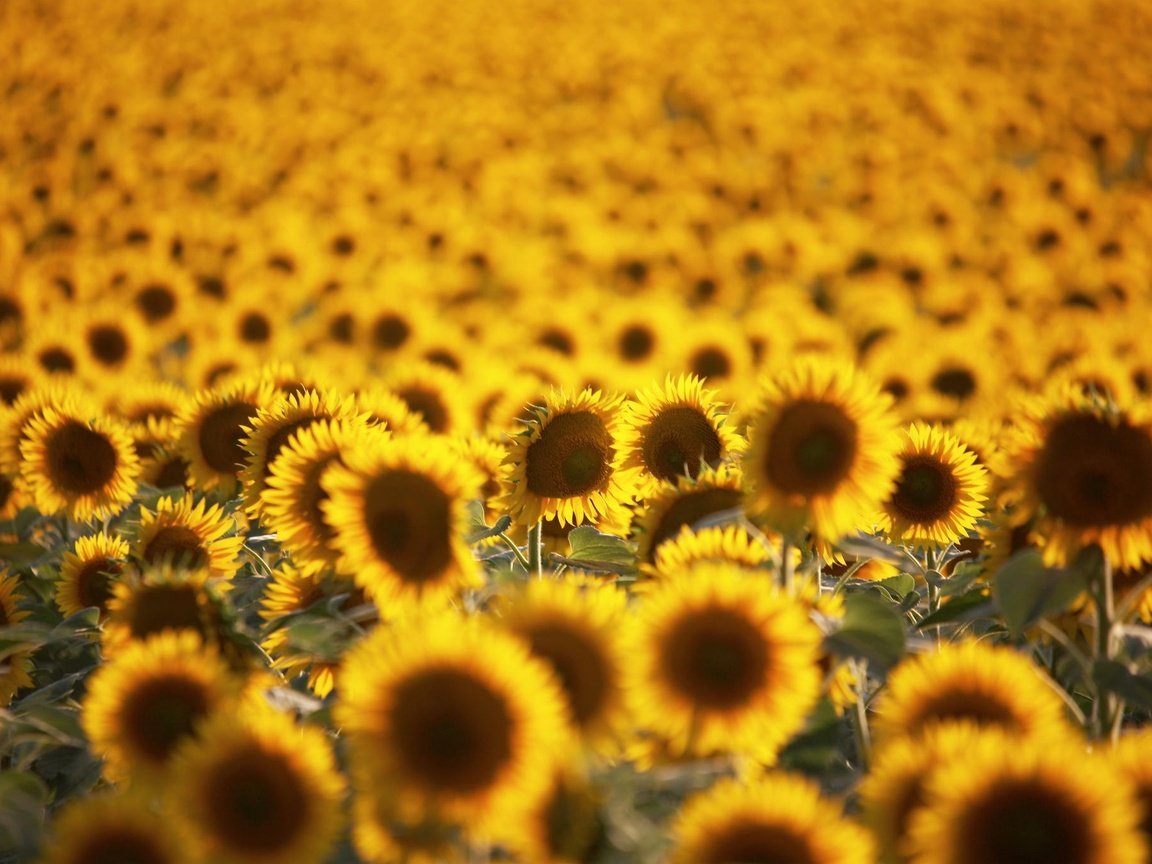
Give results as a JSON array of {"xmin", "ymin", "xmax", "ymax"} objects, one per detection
[
  {"xmin": 690, "ymin": 347, "xmax": 732, "ymax": 380},
  {"xmin": 121, "ymin": 675, "xmax": 211, "ymax": 763},
  {"xmin": 87, "ymin": 325, "xmax": 129, "ymax": 365},
  {"xmin": 135, "ymin": 284, "xmax": 177, "ymax": 322},
  {"xmin": 520, "ymin": 618, "xmax": 609, "ymax": 729},
  {"xmin": 396, "ymin": 386, "xmax": 450, "ymax": 433},
  {"xmin": 618, "ymin": 325, "xmax": 655, "ymax": 362},
  {"xmin": 890, "ymin": 456, "xmax": 959, "ymax": 525},
  {"xmin": 198, "ymin": 401, "xmax": 259, "ymax": 474},
  {"xmin": 526, "ymin": 411, "xmax": 614, "ymax": 498},
  {"xmin": 695, "ymin": 819, "xmax": 815, "ymax": 864},
  {"xmin": 363, "ymin": 470, "xmax": 453, "ymax": 584},
  {"xmin": 642, "ymin": 407, "xmax": 723, "ymax": 483},
  {"xmin": 763, "ymin": 401, "xmax": 858, "ymax": 496},
  {"xmin": 126, "ymin": 584, "xmax": 204, "ymax": 640},
  {"xmin": 372, "ymin": 314, "xmax": 410, "ymax": 350},
  {"xmin": 645, "ymin": 487, "xmax": 743, "ymax": 563},
  {"xmin": 74, "ymin": 557, "xmax": 121, "ymax": 612},
  {"xmin": 143, "ymin": 526, "xmax": 209, "ymax": 569},
  {"xmin": 202, "ymin": 748, "xmax": 311, "ymax": 854},
  {"xmin": 961, "ymin": 780, "xmax": 1090, "ymax": 864},
  {"xmin": 659, "ymin": 606, "xmax": 769, "ymax": 710},
  {"xmin": 931, "ymin": 367, "xmax": 976, "ymax": 400},
  {"xmin": 39, "ymin": 347, "xmax": 76, "ymax": 373},
  {"xmin": 908, "ymin": 688, "xmax": 1020, "ymax": 735},
  {"xmin": 45, "ymin": 421, "xmax": 118, "ymax": 495},
  {"xmin": 76, "ymin": 826, "xmax": 171, "ymax": 864}
]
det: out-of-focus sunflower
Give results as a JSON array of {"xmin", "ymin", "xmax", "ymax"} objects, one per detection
[
  {"xmin": 76, "ymin": 304, "xmax": 151, "ymax": 377},
  {"xmin": 449, "ymin": 433, "xmax": 508, "ymax": 520},
  {"xmin": 0, "ymin": 382, "xmax": 91, "ymax": 474},
  {"xmin": 232, "ymin": 359, "xmax": 339, "ymax": 401},
  {"xmin": 114, "ymin": 381, "xmax": 193, "ymax": 427},
  {"xmin": 516, "ymin": 766, "xmax": 607, "ymax": 864},
  {"xmin": 167, "ymin": 706, "xmax": 345, "ymax": 864},
  {"xmin": 669, "ymin": 774, "xmax": 876, "ymax": 864},
  {"xmin": 497, "ymin": 577, "xmax": 629, "ymax": 748},
  {"xmin": 625, "ymin": 562, "xmax": 822, "ymax": 759},
  {"xmin": 101, "ymin": 564, "xmax": 229, "ymax": 658},
  {"xmin": 619, "ymin": 375, "xmax": 743, "ymax": 496},
  {"xmin": 503, "ymin": 388, "xmax": 637, "ymax": 529},
  {"xmin": 0, "ymin": 571, "xmax": 34, "ymax": 706},
  {"xmin": 0, "ymin": 353, "xmax": 43, "ymax": 407},
  {"xmin": 238, "ymin": 388, "xmax": 363, "ymax": 518},
  {"xmin": 82, "ymin": 630, "xmax": 242, "ymax": 786},
  {"xmin": 323, "ymin": 434, "xmax": 481, "ymax": 609},
  {"xmin": 381, "ymin": 360, "xmax": 472, "ymax": 436},
  {"xmin": 675, "ymin": 311, "xmax": 754, "ymax": 402},
  {"xmin": 24, "ymin": 324, "xmax": 82, "ymax": 378},
  {"xmin": 262, "ymin": 420, "xmax": 386, "ymax": 569},
  {"xmin": 859, "ymin": 723, "xmax": 986, "ymax": 864},
  {"xmin": 1006, "ymin": 387, "xmax": 1152, "ymax": 570},
  {"xmin": 743, "ymin": 358, "xmax": 901, "ymax": 544},
  {"xmin": 175, "ymin": 379, "xmax": 272, "ymax": 496},
  {"xmin": 905, "ymin": 732, "xmax": 1144, "ymax": 864},
  {"xmin": 0, "ymin": 470, "xmax": 29, "ymax": 522},
  {"xmin": 880, "ymin": 423, "xmax": 988, "ymax": 548},
  {"xmin": 56, "ymin": 530, "xmax": 129, "ymax": 620},
  {"xmin": 132, "ymin": 417, "xmax": 193, "ymax": 492},
  {"xmin": 19, "ymin": 405, "xmax": 140, "ymax": 522},
  {"xmin": 354, "ymin": 386, "xmax": 430, "ymax": 436},
  {"xmin": 632, "ymin": 463, "xmax": 746, "ymax": 566},
  {"xmin": 871, "ymin": 641, "xmax": 1072, "ymax": 744},
  {"xmin": 337, "ymin": 612, "xmax": 571, "ymax": 846},
  {"xmin": 132, "ymin": 494, "xmax": 243, "ymax": 579},
  {"xmin": 259, "ymin": 565, "xmax": 372, "ymax": 697},
  {"xmin": 38, "ymin": 793, "xmax": 189, "ymax": 864},
  {"xmin": 1111, "ymin": 727, "xmax": 1152, "ymax": 848},
  {"xmin": 594, "ymin": 298, "xmax": 682, "ymax": 392},
  {"xmin": 641, "ymin": 524, "xmax": 771, "ymax": 579}
]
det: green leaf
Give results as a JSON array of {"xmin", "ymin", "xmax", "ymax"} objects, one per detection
[
  {"xmin": 0, "ymin": 771, "xmax": 49, "ymax": 856},
  {"xmin": 467, "ymin": 514, "xmax": 512, "ymax": 544},
  {"xmin": 823, "ymin": 591, "xmax": 906, "ymax": 671},
  {"xmin": 566, "ymin": 526, "xmax": 637, "ymax": 570},
  {"xmin": 993, "ymin": 548, "xmax": 1089, "ymax": 636},
  {"xmin": 845, "ymin": 573, "xmax": 915, "ymax": 604},
  {"xmin": 917, "ymin": 587, "xmax": 996, "ymax": 629},
  {"xmin": 0, "ymin": 541, "xmax": 46, "ymax": 565},
  {"xmin": 837, "ymin": 534, "xmax": 914, "ymax": 568},
  {"xmin": 1093, "ymin": 660, "xmax": 1152, "ymax": 712},
  {"xmin": 777, "ymin": 698, "xmax": 845, "ymax": 774}
]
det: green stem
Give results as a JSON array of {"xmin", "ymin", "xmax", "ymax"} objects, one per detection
[
  {"xmin": 527, "ymin": 520, "xmax": 544, "ymax": 578},
  {"xmin": 497, "ymin": 533, "xmax": 530, "ymax": 570},
  {"xmin": 1094, "ymin": 553, "xmax": 1119, "ymax": 738},
  {"xmin": 850, "ymin": 659, "xmax": 872, "ymax": 771},
  {"xmin": 780, "ymin": 537, "xmax": 794, "ymax": 594}
]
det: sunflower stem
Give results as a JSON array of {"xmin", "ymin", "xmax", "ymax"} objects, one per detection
[
  {"xmin": 1093, "ymin": 552, "xmax": 1119, "ymax": 738},
  {"xmin": 497, "ymin": 532, "xmax": 531, "ymax": 570},
  {"xmin": 780, "ymin": 537, "xmax": 795, "ymax": 594},
  {"xmin": 527, "ymin": 520, "xmax": 544, "ymax": 578},
  {"xmin": 849, "ymin": 658, "xmax": 872, "ymax": 771}
]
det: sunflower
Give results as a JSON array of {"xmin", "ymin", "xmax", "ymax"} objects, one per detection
[
  {"xmin": 19, "ymin": 405, "xmax": 141, "ymax": 522},
  {"xmin": 641, "ymin": 524, "xmax": 772, "ymax": 579},
  {"xmin": 323, "ymin": 434, "xmax": 481, "ymax": 609},
  {"xmin": 355, "ymin": 386, "xmax": 431, "ymax": 436},
  {"xmin": 905, "ymin": 732, "xmax": 1144, "ymax": 864},
  {"xmin": 56, "ymin": 531, "xmax": 129, "ymax": 620},
  {"xmin": 871, "ymin": 641, "xmax": 1072, "ymax": 744},
  {"xmin": 619, "ymin": 374, "xmax": 744, "ymax": 495},
  {"xmin": 632, "ymin": 463, "xmax": 748, "ymax": 566},
  {"xmin": 0, "ymin": 468, "xmax": 30, "ymax": 522},
  {"xmin": 1111, "ymin": 728, "xmax": 1152, "ymax": 849},
  {"xmin": 114, "ymin": 381, "xmax": 193, "ymax": 426},
  {"xmin": 859, "ymin": 723, "xmax": 987, "ymax": 864},
  {"xmin": 496, "ymin": 577, "xmax": 629, "ymax": 748},
  {"xmin": 262, "ymin": 420, "xmax": 387, "ymax": 568},
  {"xmin": 336, "ymin": 612, "xmax": 572, "ymax": 845},
  {"xmin": 625, "ymin": 562, "xmax": 822, "ymax": 759},
  {"xmin": 743, "ymin": 358, "xmax": 901, "ymax": 543},
  {"xmin": 132, "ymin": 494, "xmax": 244, "ymax": 579},
  {"xmin": 0, "ymin": 353, "xmax": 43, "ymax": 407},
  {"xmin": 38, "ymin": 793, "xmax": 188, "ymax": 864},
  {"xmin": 381, "ymin": 360, "xmax": 472, "ymax": 436},
  {"xmin": 82, "ymin": 630, "xmax": 242, "ymax": 785},
  {"xmin": 77, "ymin": 304, "xmax": 150, "ymax": 375},
  {"xmin": 0, "ymin": 381, "xmax": 92, "ymax": 474},
  {"xmin": 259, "ymin": 564, "xmax": 373, "ymax": 697},
  {"xmin": 515, "ymin": 766, "xmax": 608, "ymax": 864},
  {"xmin": 238, "ymin": 388, "xmax": 364, "ymax": 518},
  {"xmin": 880, "ymin": 423, "xmax": 988, "ymax": 548},
  {"xmin": 175, "ymin": 378, "xmax": 273, "ymax": 495},
  {"xmin": 0, "ymin": 571, "xmax": 34, "ymax": 706},
  {"xmin": 503, "ymin": 388, "xmax": 637, "ymax": 529},
  {"xmin": 166, "ymin": 706, "xmax": 345, "ymax": 864},
  {"xmin": 101, "ymin": 564, "xmax": 229, "ymax": 657},
  {"xmin": 675, "ymin": 311, "xmax": 755, "ymax": 402},
  {"xmin": 669, "ymin": 773, "xmax": 876, "ymax": 864},
  {"xmin": 1006, "ymin": 387, "xmax": 1152, "ymax": 570}
]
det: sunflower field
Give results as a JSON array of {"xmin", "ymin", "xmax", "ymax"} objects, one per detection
[{"xmin": 3, "ymin": 0, "xmax": 1152, "ymax": 861}]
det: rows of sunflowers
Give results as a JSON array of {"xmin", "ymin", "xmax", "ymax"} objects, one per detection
[{"xmin": 3, "ymin": 0, "xmax": 1152, "ymax": 861}]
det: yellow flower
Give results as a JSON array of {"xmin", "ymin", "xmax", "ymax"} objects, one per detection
[
  {"xmin": 55, "ymin": 530, "xmax": 129, "ymax": 620},
  {"xmin": 632, "ymin": 463, "xmax": 747, "ymax": 567},
  {"xmin": 0, "ymin": 571, "xmax": 34, "ymax": 706},
  {"xmin": 132, "ymin": 493, "xmax": 244, "ymax": 580},
  {"xmin": 38, "ymin": 793, "xmax": 189, "ymax": 864}
]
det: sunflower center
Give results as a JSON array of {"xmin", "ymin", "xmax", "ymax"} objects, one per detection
[
  {"xmin": 363, "ymin": 470, "xmax": 452, "ymax": 584},
  {"xmin": 39, "ymin": 346, "xmax": 76, "ymax": 373},
  {"xmin": 143, "ymin": 526, "xmax": 209, "ymax": 569},
  {"xmin": 390, "ymin": 668, "xmax": 513, "ymax": 795},
  {"xmin": 45, "ymin": 421, "xmax": 118, "ymax": 495},
  {"xmin": 0, "ymin": 375, "xmax": 28, "ymax": 404},
  {"xmin": 619, "ymin": 325, "xmax": 655, "ymax": 361},
  {"xmin": 198, "ymin": 402, "xmax": 259, "ymax": 474},
  {"xmin": 1034, "ymin": 414, "xmax": 1152, "ymax": 527},
  {"xmin": 88, "ymin": 325, "xmax": 129, "ymax": 365},
  {"xmin": 540, "ymin": 329, "xmax": 575, "ymax": 356},
  {"xmin": 203, "ymin": 749, "xmax": 311, "ymax": 854},
  {"xmin": 0, "ymin": 473, "xmax": 13, "ymax": 510},
  {"xmin": 691, "ymin": 347, "xmax": 732, "ymax": 380},
  {"xmin": 77, "ymin": 827, "xmax": 171, "ymax": 864},
  {"xmin": 263, "ymin": 417, "xmax": 324, "ymax": 480},
  {"xmin": 931, "ymin": 367, "xmax": 976, "ymax": 400},
  {"xmin": 302, "ymin": 456, "xmax": 340, "ymax": 543},
  {"xmin": 891, "ymin": 456, "xmax": 958, "ymax": 525},
  {"xmin": 643, "ymin": 407, "xmax": 723, "ymax": 483},
  {"xmin": 526, "ymin": 411, "xmax": 614, "ymax": 498},
  {"xmin": 910, "ymin": 688, "xmax": 1020, "ymax": 734},
  {"xmin": 121, "ymin": 675, "xmax": 211, "ymax": 763},
  {"xmin": 372, "ymin": 314, "xmax": 410, "ymax": 350},
  {"xmin": 763, "ymin": 401, "xmax": 858, "ymax": 496},
  {"xmin": 126, "ymin": 584, "xmax": 204, "ymax": 640},
  {"xmin": 697, "ymin": 819, "xmax": 815, "ymax": 864},
  {"xmin": 963, "ymin": 779, "xmax": 1090, "ymax": 864},
  {"xmin": 136, "ymin": 285, "xmax": 177, "ymax": 322},
  {"xmin": 328, "ymin": 313, "xmax": 355, "ymax": 343},
  {"xmin": 75, "ymin": 557, "xmax": 120, "ymax": 611},
  {"xmin": 239, "ymin": 312, "xmax": 271, "ymax": 343},
  {"xmin": 522, "ymin": 620, "xmax": 609, "ymax": 729},
  {"xmin": 152, "ymin": 456, "xmax": 190, "ymax": 490},
  {"xmin": 396, "ymin": 386, "xmax": 450, "ymax": 433},
  {"xmin": 660, "ymin": 606, "xmax": 769, "ymax": 710},
  {"xmin": 645, "ymin": 487, "xmax": 743, "ymax": 562}
]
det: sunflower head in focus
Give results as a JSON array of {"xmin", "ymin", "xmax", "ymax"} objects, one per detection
[
  {"xmin": 82, "ymin": 630, "xmax": 242, "ymax": 786},
  {"xmin": 166, "ymin": 705, "xmax": 345, "ymax": 864},
  {"xmin": 38, "ymin": 792, "xmax": 189, "ymax": 864},
  {"xmin": 669, "ymin": 773, "xmax": 876, "ymax": 864},
  {"xmin": 880, "ymin": 422, "xmax": 988, "ymax": 548},
  {"xmin": 56, "ymin": 530, "xmax": 129, "ymax": 620},
  {"xmin": 632, "ymin": 462, "xmax": 747, "ymax": 566},
  {"xmin": 619, "ymin": 374, "xmax": 744, "ymax": 496},
  {"xmin": 336, "ymin": 612, "xmax": 572, "ymax": 847},
  {"xmin": 323, "ymin": 433, "xmax": 481, "ymax": 610},
  {"xmin": 503, "ymin": 388, "xmax": 637, "ymax": 529},
  {"xmin": 905, "ymin": 731, "xmax": 1145, "ymax": 864},
  {"xmin": 871, "ymin": 640, "xmax": 1071, "ymax": 744},
  {"xmin": 0, "ymin": 571, "xmax": 34, "ymax": 706},
  {"xmin": 625, "ymin": 562, "xmax": 822, "ymax": 760},
  {"xmin": 1007, "ymin": 387, "xmax": 1152, "ymax": 571},
  {"xmin": 132, "ymin": 493, "xmax": 244, "ymax": 580},
  {"xmin": 743, "ymin": 358, "xmax": 901, "ymax": 544}
]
